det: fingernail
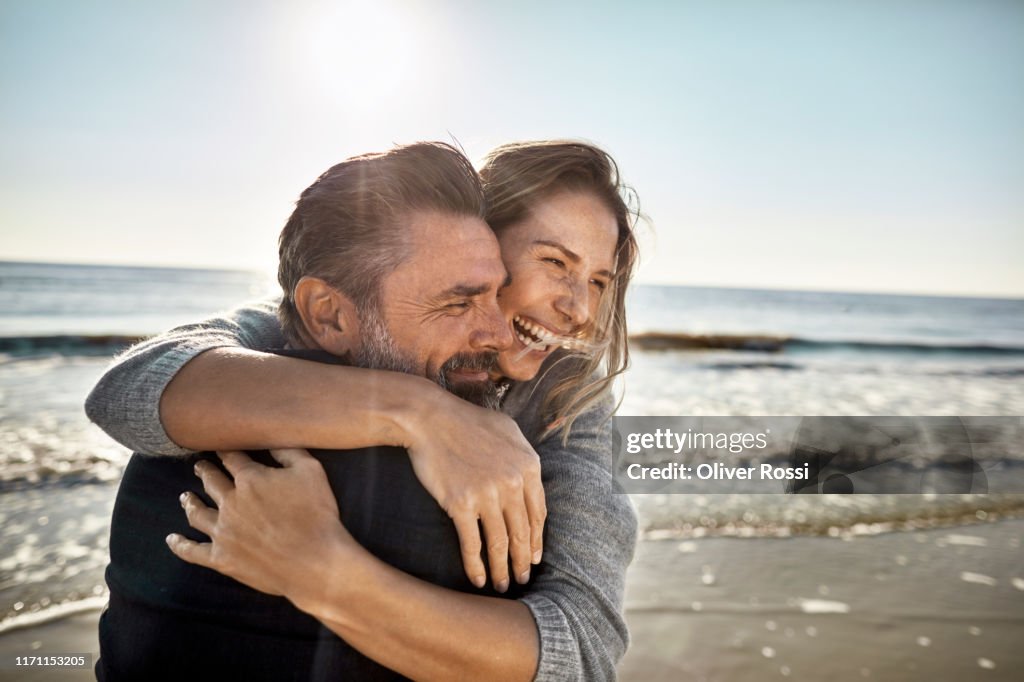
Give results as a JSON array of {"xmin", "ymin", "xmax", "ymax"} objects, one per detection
[
  {"xmin": 532, "ymin": 549, "xmax": 542, "ymax": 564},
  {"xmin": 518, "ymin": 570, "xmax": 530, "ymax": 584},
  {"xmin": 193, "ymin": 462, "xmax": 202, "ymax": 475},
  {"xmin": 496, "ymin": 579, "xmax": 509, "ymax": 593},
  {"xmin": 165, "ymin": 533, "xmax": 176, "ymax": 546},
  {"xmin": 472, "ymin": 575, "xmax": 486, "ymax": 589},
  {"xmin": 179, "ymin": 492, "xmax": 188, "ymax": 506}
]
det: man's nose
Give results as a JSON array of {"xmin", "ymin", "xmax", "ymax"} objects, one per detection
[
  {"xmin": 470, "ymin": 299, "xmax": 513, "ymax": 351},
  {"xmin": 554, "ymin": 278, "xmax": 590, "ymax": 329}
]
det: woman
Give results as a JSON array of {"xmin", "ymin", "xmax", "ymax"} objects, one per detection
[{"xmin": 87, "ymin": 140, "xmax": 641, "ymax": 681}]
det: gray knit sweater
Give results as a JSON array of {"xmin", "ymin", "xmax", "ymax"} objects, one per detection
[{"xmin": 85, "ymin": 299, "xmax": 637, "ymax": 681}]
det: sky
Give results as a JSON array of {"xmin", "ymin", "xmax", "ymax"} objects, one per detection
[{"xmin": 1, "ymin": 0, "xmax": 1022, "ymax": 297}]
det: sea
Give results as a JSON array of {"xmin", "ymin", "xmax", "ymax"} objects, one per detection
[{"xmin": 1, "ymin": 260, "xmax": 1023, "ymax": 633}]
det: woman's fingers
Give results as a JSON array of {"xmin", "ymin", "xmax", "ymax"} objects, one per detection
[
  {"xmin": 179, "ymin": 491, "xmax": 217, "ymax": 536},
  {"xmin": 193, "ymin": 459, "xmax": 233, "ymax": 507},
  {"xmin": 165, "ymin": 532, "xmax": 213, "ymax": 569},
  {"xmin": 523, "ymin": 472, "xmax": 547, "ymax": 565},
  {"xmin": 453, "ymin": 494, "xmax": 535, "ymax": 590},
  {"xmin": 451, "ymin": 512, "xmax": 487, "ymax": 589},
  {"xmin": 480, "ymin": 508, "xmax": 511, "ymax": 593},
  {"xmin": 503, "ymin": 494, "xmax": 532, "ymax": 585},
  {"xmin": 218, "ymin": 450, "xmax": 256, "ymax": 477},
  {"xmin": 267, "ymin": 448, "xmax": 314, "ymax": 468}
]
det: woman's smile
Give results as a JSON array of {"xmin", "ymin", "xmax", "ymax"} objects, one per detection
[{"xmin": 511, "ymin": 314, "xmax": 572, "ymax": 352}]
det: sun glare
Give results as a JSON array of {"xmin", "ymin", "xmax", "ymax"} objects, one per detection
[{"xmin": 294, "ymin": 1, "xmax": 424, "ymax": 110}]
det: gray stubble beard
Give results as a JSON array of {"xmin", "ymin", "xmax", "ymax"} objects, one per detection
[{"xmin": 353, "ymin": 303, "xmax": 501, "ymax": 410}]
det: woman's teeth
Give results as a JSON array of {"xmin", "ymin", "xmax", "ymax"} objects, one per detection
[{"xmin": 512, "ymin": 316, "xmax": 577, "ymax": 351}]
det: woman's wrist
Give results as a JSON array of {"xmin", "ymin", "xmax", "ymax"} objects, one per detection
[
  {"xmin": 287, "ymin": 532, "xmax": 374, "ymax": 630},
  {"xmin": 383, "ymin": 374, "xmax": 451, "ymax": 450}
]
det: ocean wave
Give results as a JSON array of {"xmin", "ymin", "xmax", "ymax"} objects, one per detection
[
  {"xmin": 0, "ymin": 334, "xmax": 142, "ymax": 358},
  {"xmin": 0, "ymin": 470, "xmax": 123, "ymax": 493},
  {"xmin": 950, "ymin": 367, "xmax": 1024, "ymax": 378},
  {"xmin": 3, "ymin": 331, "xmax": 1022, "ymax": 359},
  {"xmin": 630, "ymin": 332, "xmax": 791, "ymax": 351},
  {"xmin": 629, "ymin": 332, "xmax": 1024, "ymax": 355},
  {"xmin": 635, "ymin": 493, "xmax": 1024, "ymax": 540},
  {"xmin": 702, "ymin": 361, "xmax": 804, "ymax": 371},
  {"xmin": 0, "ymin": 595, "xmax": 107, "ymax": 635}
]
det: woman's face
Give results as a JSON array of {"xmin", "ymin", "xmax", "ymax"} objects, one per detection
[{"xmin": 495, "ymin": 189, "xmax": 619, "ymax": 381}]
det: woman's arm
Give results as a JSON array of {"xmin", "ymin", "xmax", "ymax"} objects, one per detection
[
  {"xmin": 171, "ymin": 449, "xmax": 540, "ymax": 681},
  {"xmin": 167, "ymin": 348, "xmax": 548, "ymax": 590},
  {"xmin": 85, "ymin": 299, "xmax": 285, "ymax": 455},
  {"xmin": 84, "ymin": 298, "xmax": 448, "ymax": 455},
  {"xmin": 306, "ymin": 544, "xmax": 540, "ymax": 682},
  {"xmin": 501, "ymin": 356, "xmax": 637, "ymax": 679},
  {"xmin": 170, "ymin": 393, "xmax": 637, "ymax": 681},
  {"xmin": 86, "ymin": 299, "xmax": 546, "ymax": 591},
  {"xmin": 516, "ymin": 394, "xmax": 637, "ymax": 681}
]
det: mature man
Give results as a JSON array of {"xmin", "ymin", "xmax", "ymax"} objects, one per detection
[{"xmin": 96, "ymin": 142, "xmax": 547, "ymax": 680}]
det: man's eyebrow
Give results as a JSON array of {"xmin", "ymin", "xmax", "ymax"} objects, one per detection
[
  {"xmin": 438, "ymin": 282, "xmax": 492, "ymax": 299},
  {"xmin": 535, "ymin": 239, "xmax": 614, "ymax": 279}
]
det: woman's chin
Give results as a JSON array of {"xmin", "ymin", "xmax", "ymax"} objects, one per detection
[{"xmin": 497, "ymin": 356, "xmax": 543, "ymax": 382}]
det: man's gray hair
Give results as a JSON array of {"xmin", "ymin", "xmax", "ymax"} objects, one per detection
[{"xmin": 277, "ymin": 142, "xmax": 486, "ymax": 346}]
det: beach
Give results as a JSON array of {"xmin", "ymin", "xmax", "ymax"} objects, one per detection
[
  {"xmin": 2, "ymin": 518, "xmax": 1022, "ymax": 681},
  {"xmin": 2, "ymin": 262, "xmax": 1023, "ymax": 680}
]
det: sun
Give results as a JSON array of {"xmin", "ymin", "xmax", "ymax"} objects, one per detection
[{"xmin": 293, "ymin": 0, "xmax": 425, "ymax": 108}]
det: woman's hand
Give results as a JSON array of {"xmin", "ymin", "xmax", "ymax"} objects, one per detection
[
  {"xmin": 399, "ymin": 390, "xmax": 546, "ymax": 594},
  {"xmin": 166, "ymin": 448, "xmax": 351, "ymax": 600}
]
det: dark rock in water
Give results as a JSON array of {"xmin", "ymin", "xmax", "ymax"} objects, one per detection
[
  {"xmin": 630, "ymin": 332, "xmax": 788, "ymax": 352},
  {"xmin": 0, "ymin": 335, "xmax": 143, "ymax": 356}
]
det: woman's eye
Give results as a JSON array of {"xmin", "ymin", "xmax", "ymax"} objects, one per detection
[{"xmin": 591, "ymin": 279, "xmax": 608, "ymax": 292}]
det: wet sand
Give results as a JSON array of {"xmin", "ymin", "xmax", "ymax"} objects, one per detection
[
  {"xmin": 1, "ymin": 519, "xmax": 1021, "ymax": 681},
  {"xmin": 619, "ymin": 518, "xmax": 1024, "ymax": 681},
  {"xmin": 0, "ymin": 611, "xmax": 98, "ymax": 681}
]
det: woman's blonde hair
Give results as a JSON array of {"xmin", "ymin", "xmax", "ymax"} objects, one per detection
[{"xmin": 479, "ymin": 140, "xmax": 641, "ymax": 441}]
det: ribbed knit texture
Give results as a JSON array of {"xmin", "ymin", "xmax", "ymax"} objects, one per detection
[
  {"xmin": 84, "ymin": 298, "xmax": 637, "ymax": 680},
  {"xmin": 85, "ymin": 299, "xmax": 284, "ymax": 456}
]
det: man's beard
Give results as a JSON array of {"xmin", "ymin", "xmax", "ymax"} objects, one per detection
[
  {"xmin": 352, "ymin": 305, "xmax": 501, "ymax": 410},
  {"xmin": 436, "ymin": 351, "xmax": 502, "ymax": 410}
]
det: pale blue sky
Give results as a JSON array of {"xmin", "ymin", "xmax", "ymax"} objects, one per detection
[{"xmin": 2, "ymin": 0, "xmax": 1022, "ymax": 296}]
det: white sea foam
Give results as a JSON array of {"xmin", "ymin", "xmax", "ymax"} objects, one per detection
[
  {"xmin": 798, "ymin": 598, "xmax": 850, "ymax": 614},
  {"xmin": 941, "ymin": 534, "xmax": 988, "ymax": 547},
  {"xmin": 0, "ymin": 596, "xmax": 107, "ymax": 635},
  {"xmin": 959, "ymin": 571, "xmax": 997, "ymax": 587}
]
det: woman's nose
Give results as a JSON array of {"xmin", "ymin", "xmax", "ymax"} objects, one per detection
[{"xmin": 554, "ymin": 279, "xmax": 589, "ymax": 329}]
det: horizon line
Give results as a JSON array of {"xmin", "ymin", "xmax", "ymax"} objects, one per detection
[{"xmin": 2, "ymin": 257, "xmax": 1021, "ymax": 302}]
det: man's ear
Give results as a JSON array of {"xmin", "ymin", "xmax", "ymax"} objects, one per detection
[{"xmin": 292, "ymin": 276, "xmax": 360, "ymax": 355}]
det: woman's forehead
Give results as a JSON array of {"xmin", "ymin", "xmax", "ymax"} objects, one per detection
[{"xmin": 511, "ymin": 191, "xmax": 618, "ymax": 268}]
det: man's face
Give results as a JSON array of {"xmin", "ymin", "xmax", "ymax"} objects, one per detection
[{"xmin": 354, "ymin": 210, "xmax": 513, "ymax": 406}]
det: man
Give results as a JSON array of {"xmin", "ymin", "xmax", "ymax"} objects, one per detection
[{"xmin": 96, "ymin": 142, "xmax": 544, "ymax": 680}]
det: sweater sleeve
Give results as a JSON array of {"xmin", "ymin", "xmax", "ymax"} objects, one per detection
[
  {"xmin": 84, "ymin": 298, "xmax": 285, "ymax": 456},
  {"xmin": 519, "ymin": 393, "xmax": 638, "ymax": 682}
]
